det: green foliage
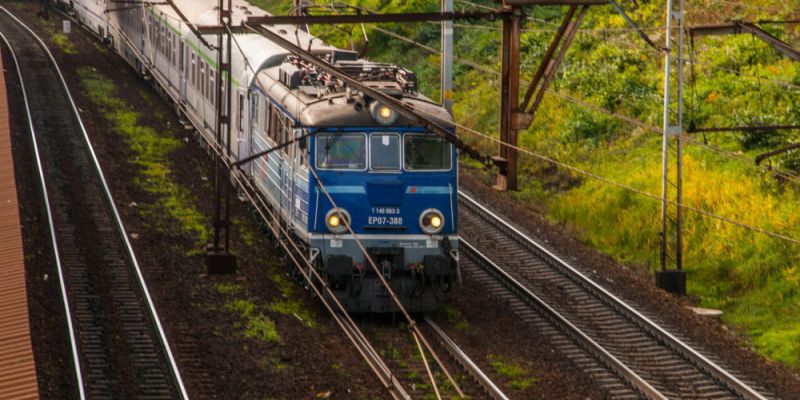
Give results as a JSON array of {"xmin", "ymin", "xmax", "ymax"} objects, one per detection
[{"xmin": 564, "ymin": 106, "xmax": 622, "ymax": 145}]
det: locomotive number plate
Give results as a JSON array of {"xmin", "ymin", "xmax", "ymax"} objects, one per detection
[
  {"xmin": 368, "ymin": 207, "xmax": 403, "ymax": 226},
  {"xmin": 367, "ymin": 216, "xmax": 404, "ymax": 226}
]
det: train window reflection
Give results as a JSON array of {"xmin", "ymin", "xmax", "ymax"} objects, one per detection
[
  {"xmin": 404, "ymin": 134, "xmax": 451, "ymax": 171},
  {"xmin": 370, "ymin": 133, "xmax": 400, "ymax": 171},
  {"xmin": 316, "ymin": 133, "xmax": 366, "ymax": 170}
]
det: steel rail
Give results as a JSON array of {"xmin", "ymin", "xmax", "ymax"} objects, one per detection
[
  {"xmin": 423, "ymin": 316, "xmax": 511, "ymax": 400},
  {"xmin": 460, "ymin": 239, "xmax": 666, "ymax": 400},
  {"xmin": 0, "ymin": 26, "xmax": 86, "ymax": 400},
  {"xmin": 0, "ymin": 7, "xmax": 189, "ymax": 399},
  {"xmin": 458, "ymin": 190, "xmax": 770, "ymax": 400}
]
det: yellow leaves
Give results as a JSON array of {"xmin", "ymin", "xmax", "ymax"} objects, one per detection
[
  {"xmin": 705, "ymin": 91, "xmax": 721, "ymax": 104},
  {"xmin": 784, "ymin": 266, "xmax": 800, "ymax": 286},
  {"xmin": 607, "ymin": 15, "xmax": 627, "ymax": 29},
  {"xmin": 768, "ymin": 65, "xmax": 780, "ymax": 75}
]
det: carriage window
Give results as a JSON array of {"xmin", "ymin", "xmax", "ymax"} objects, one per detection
[
  {"xmin": 269, "ymin": 106, "xmax": 278, "ymax": 142},
  {"xmin": 199, "ymin": 61, "xmax": 206, "ymax": 98},
  {"xmin": 264, "ymin": 101, "xmax": 271, "ymax": 136},
  {"xmin": 238, "ymin": 93, "xmax": 245, "ymax": 131},
  {"xmin": 251, "ymin": 95, "xmax": 259, "ymax": 128},
  {"xmin": 316, "ymin": 133, "xmax": 366, "ymax": 170},
  {"xmin": 370, "ymin": 133, "xmax": 400, "ymax": 171},
  {"xmin": 209, "ymin": 70, "xmax": 216, "ymax": 105},
  {"xmin": 404, "ymin": 134, "xmax": 452, "ymax": 171},
  {"xmin": 190, "ymin": 53, "xmax": 195, "ymax": 86},
  {"xmin": 282, "ymin": 119, "xmax": 291, "ymax": 155}
]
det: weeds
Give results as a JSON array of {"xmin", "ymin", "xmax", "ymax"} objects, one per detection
[{"xmin": 488, "ymin": 354, "xmax": 537, "ymax": 390}]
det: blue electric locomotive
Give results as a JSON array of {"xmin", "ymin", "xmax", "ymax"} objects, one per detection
[{"xmin": 249, "ymin": 56, "xmax": 460, "ymax": 312}]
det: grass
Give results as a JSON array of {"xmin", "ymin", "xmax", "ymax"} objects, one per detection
[
  {"xmin": 214, "ymin": 282, "xmax": 240, "ymax": 295},
  {"xmin": 268, "ymin": 272, "xmax": 317, "ymax": 327},
  {"xmin": 227, "ymin": 299, "xmax": 281, "ymax": 343},
  {"xmin": 77, "ymin": 67, "xmax": 209, "ymax": 247},
  {"xmin": 488, "ymin": 355, "xmax": 537, "ymax": 390},
  {"xmin": 441, "ymin": 304, "xmax": 470, "ymax": 331},
  {"xmin": 246, "ymin": 315, "xmax": 280, "ymax": 343},
  {"xmin": 50, "ymin": 30, "xmax": 77, "ymax": 55}
]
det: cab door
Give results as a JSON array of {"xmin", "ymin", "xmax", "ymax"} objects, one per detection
[
  {"xmin": 279, "ymin": 119, "xmax": 293, "ymax": 218},
  {"xmin": 292, "ymin": 129, "xmax": 310, "ymax": 228}
]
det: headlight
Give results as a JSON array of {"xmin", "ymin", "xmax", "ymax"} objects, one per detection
[
  {"xmin": 325, "ymin": 208, "xmax": 350, "ymax": 234},
  {"xmin": 369, "ymin": 101, "xmax": 399, "ymax": 126},
  {"xmin": 420, "ymin": 209, "xmax": 444, "ymax": 234}
]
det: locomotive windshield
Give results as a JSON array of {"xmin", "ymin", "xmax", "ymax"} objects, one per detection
[
  {"xmin": 370, "ymin": 133, "xmax": 401, "ymax": 171},
  {"xmin": 316, "ymin": 133, "xmax": 367, "ymax": 170},
  {"xmin": 315, "ymin": 132, "xmax": 452, "ymax": 171},
  {"xmin": 404, "ymin": 134, "xmax": 452, "ymax": 171}
]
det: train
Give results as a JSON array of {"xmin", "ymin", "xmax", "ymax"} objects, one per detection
[{"xmin": 55, "ymin": 0, "xmax": 460, "ymax": 312}]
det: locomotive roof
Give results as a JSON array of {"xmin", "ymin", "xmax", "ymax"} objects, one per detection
[
  {"xmin": 254, "ymin": 64, "xmax": 455, "ymax": 129},
  {"xmin": 150, "ymin": 0, "xmax": 453, "ymax": 129}
]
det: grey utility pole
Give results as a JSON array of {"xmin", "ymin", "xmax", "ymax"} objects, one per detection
[
  {"xmin": 441, "ymin": 0, "xmax": 453, "ymax": 113},
  {"xmin": 658, "ymin": 0, "xmax": 686, "ymax": 294}
]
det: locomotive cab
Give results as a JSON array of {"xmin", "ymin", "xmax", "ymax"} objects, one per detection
[{"xmin": 309, "ymin": 126, "xmax": 459, "ymax": 313}]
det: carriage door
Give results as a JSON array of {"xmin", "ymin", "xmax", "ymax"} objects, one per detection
[
  {"xmin": 241, "ymin": 92, "xmax": 258, "ymax": 170},
  {"xmin": 236, "ymin": 89, "xmax": 248, "ymax": 161},
  {"xmin": 178, "ymin": 40, "xmax": 186, "ymax": 103}
]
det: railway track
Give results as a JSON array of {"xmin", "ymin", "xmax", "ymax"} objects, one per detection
[
  {"xmin": 348, "ymin": 314, "xmax": 510, "ymax": 400},
  {"xmin": 0, "ymin": 8, "xmax": 187, "ymax": 399},
  {"xmin": 423, "ymin": 317, "xmax": 510, "ymax": 400},
  {"xmin": 458, "ymin": 190, "xmax": 774, "ymax": 399}
]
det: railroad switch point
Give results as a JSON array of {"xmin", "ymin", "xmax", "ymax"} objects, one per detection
[
  {"xmin": 206, "ymin": 247, "xmax": 237, "ymax": 274},
  {"xmin": 656, "ymin": 270, "xmax": 686, "ymax": 295}
]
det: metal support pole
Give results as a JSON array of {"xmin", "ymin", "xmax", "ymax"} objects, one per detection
[
  {"xmin": 496, "ymin": 6, "xmax": 521, "ymax": 191},
  {"xmin": 441, "ymin": 0, "xmax": 453, "ymax": 113},
  {"xmin": 657, "ymin": 0, "xmax": 685, "ymax": 294},
  {"xmin": 207, "ymin": 0, "xmax": 236, "ymax": 274},
  {"xmin": 223, "ymin": 0, "xmax": 234, "ymax": 253}
]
